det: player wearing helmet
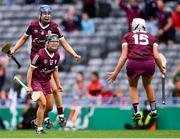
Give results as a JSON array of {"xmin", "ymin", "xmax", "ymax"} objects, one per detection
[
  {"xmin": 27, "ymin": 34, "xmax": 62, "ymax": 134},
  {"xmin": 9, "ymin": 5, "xmax": 81, "ymax": 129},
  {"xmin": 107, "ymin": 18, "xmax": 166, "ymax": 121}
]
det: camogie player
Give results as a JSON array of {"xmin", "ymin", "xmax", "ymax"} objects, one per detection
[
  {"xmin": 27, "ymin": 34, "xmax": 63, "ymax": 134},
  {"xmin": 107, "ymin": 18, "xmax": 166, "ymax": 121}
]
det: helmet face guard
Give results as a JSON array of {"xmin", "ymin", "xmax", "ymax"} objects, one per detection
[{"xmin": 46, "ymin": 34, "xmax": 59, "ymax": 53}]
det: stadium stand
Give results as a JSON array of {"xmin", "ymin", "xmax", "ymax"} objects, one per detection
[{"xmin": 0, "ymin": 0, "xmax": 180, "ymax": 106}]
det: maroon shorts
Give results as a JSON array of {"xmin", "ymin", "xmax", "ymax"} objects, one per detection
[
  {"xmin": 126, "ymin": 59, "xmax": 155, "ymax": 80},
  {"xmin": 32, "ymin": 78, "xmax": 52, "ymax": 96}
]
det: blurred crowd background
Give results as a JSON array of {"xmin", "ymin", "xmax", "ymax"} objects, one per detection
[{"xmin": 0, "ymin": 0, "xmax": 180, "ymax": 119}]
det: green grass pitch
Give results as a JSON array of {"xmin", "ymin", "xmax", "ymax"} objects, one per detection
[{"xmin": 0, "ymin": 130, "xmax": 179, "ymax": 138}]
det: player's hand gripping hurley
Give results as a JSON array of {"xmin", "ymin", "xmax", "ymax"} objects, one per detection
[
  {"xmin": 13, "ymin": 76, "xmax": 40, "ymax": 101},
  {"xmin": 1, "ymin": 43, "xmax": 21, "ymax": 69},
  {"xmin": 159, "ymin": 53, "xmax": 167, "ymax": 105}
]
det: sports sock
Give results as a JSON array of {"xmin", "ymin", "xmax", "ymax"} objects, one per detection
[
  {"xmin": 149, "ymin": 100, "xmax": 156, "ymax": 111},
  {"xmin": 132, "ymin": 103, "xmax": 140, "ymax": 114},
  {"xmin": 57, "ymin": 107, "xmax": 64, "ymax": 117}
]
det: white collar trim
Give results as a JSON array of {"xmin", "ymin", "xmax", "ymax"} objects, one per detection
[
  {"xmin": 45, "ymin": 48, "xmax": 54, "ymax": 58},
  {"xmin": 133, "ymin": 30, "xmax": 146, "ymax": 33},
  {"xmin": 39, "ymin": 22, "xmax": 50, "ymax": 29}
]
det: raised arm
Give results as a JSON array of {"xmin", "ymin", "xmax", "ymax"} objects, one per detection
[
  {"xmin": 59, "ymin": 37, "xmax": 81, "ymax": 61},
  {"xmin": 11, "ymin": 34, "xmax": 29, "ymax": 54},
  {"xmin": 119, "ymin": 0, "xmax": 128, "ymax": 11}
]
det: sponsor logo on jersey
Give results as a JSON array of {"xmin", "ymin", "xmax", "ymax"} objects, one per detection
[
  {"xmin": 54, "ymin": 60, "xmax": 57, "ymax": 65},
  {"xmin": 41, "ymin": 31, "xmax": 45, "ymax": 35},
  {"xmin": 33, "ymin": 38, "xmax": 46, "ymax": 44},
  {"xmin": 44, "ymin": 59, "xmax": 48, "ymax": 64},
  {"xmin": 50, "ymin": 60, "xmax": 54, "ymax": 65},
  {"xmin": 48, "ymin": 30, "xmax": 52, "ymax": 35},
  {"xmin": 34, "ymin": 29, "xmax": 38, "ymax": 33},
  {"xmin": 41, "ymin": 68, "xmax": 54, "ymax": 74}
]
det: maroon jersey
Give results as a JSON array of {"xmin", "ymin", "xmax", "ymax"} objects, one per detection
[
  {"xmin": 31, "ymin": 48, "xmax": 60, "ymax": 81},
  {"xmin": 122, "ymin": 31, "xmax": 157, "ymax": 60},
  {"xmin": 26, "ymin": 20, "xmax": 63, "ymax": 59}
]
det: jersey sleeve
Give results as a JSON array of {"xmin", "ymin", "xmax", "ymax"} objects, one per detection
[
  {"xmin": 54, "ymin": 26, "xmax": 64, "ymax": 40},
  {"xmin": 151, "ymin": 35, "xmax": 158, "ymax": 46},
  {"xmin": 25, "ymin": 23, "xmax": 33, "ymax": 36},
  {"xmin": 31, "ymin": 54, "xmax": 41, "ymax": 68},
  {"xmin": 55, "ymin": 54, "xmax": 60, "ymax": 68},
  {"xmin": 122, "ymin": 33, "xmax": 129, "ymax": 46}
]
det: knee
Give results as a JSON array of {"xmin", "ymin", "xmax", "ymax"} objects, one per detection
[
  {"xmin": 128, "ymin": 78, "xmax": 138, "ymax": 87},
  {"xmin": 143, "ymin": 81, "xmax": 151, "ymax": 87},
  {"xmin": 53, "ymin": 89, "xmax": 59, "ymax": 95},
  {"xmin": 142, "ymin": 76, "xmax": 152, "ymax": 87},
  {"xmin": 129, "ymin": 82, "xmax": 138, "ymax": 87},
  {"xmin": 40, "ymin": 102, "xmax": 46, "ymax": 110}
]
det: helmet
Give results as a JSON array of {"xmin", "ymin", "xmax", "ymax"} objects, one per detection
[
  {"xmin": 46, "ymin": 33, "xmax": 59, "ymax": 42},
  {"xmin": 39, "ymin": 5, "xmax": 52, "ymax": 13},
  {"xmin": 131, "ymin": 18, "xmax": 146, "ymax": 31},
  {"xmin": 46, "ymin": 34, "xmax": 59, "ymax": 53}
]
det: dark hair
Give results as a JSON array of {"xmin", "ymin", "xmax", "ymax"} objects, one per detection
[
  {"xmin": 92, "ymin": 71, "xmax": 99, "ymax": 78},
  {"xmin": 78, "ymin": 71, "xmax": 84, "ymax": 76}
]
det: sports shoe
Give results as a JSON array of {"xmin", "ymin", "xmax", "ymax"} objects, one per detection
[
  {"xmin": 44, "ymin": 118, "xmax": 53, "ymax": 129},
  {"xmin": 59, "ymin": 117, "xmax": 67, "ymax": 128},
  {"xmin": 132, "ymin": 113, "xmax": 141, "ymax": 121},
  {"xmin": 150, "ymin": 110, "xmax": 158, "ymax": 119},
  {"xmin": 36, "ymin": 129, "xmax": 46, "ymax": 134},
  {"xmin": 31, "ymin": 119, "xmax": 37, "ymax": 129}
]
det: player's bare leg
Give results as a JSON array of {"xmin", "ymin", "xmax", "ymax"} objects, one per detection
[
  {"xmin": 142, "ymin": 76, "xmax": 158, "ymax": 119},
  {"xmin": 36, "ymin": 92, "xmax": 46, "ymax": 134},
  {"xmin": 128, "ymin": 77, "xmax": 141, "ymax": 121},
  {"xmin": 44, "ymin": 94, "xmax": 54, "ymax": 129},
  {"xmin": 50, "ymin": 76, "xmax": 66, "ymax": 127}
]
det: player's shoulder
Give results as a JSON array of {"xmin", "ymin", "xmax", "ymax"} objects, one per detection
[
  {"xmin": 29, "ymin": 20, "xmax": 39, "ymax": 27},
  {"xmin": 37, "ymin": 48, "xmax": 45, "ymax": 56},
  {"xmin": 32, "ymin": 49, "xmax": 44, "ymax": 62},
  {"xmin": 50, "ymin": 21, "xmax": 58, "ymax": 28},
  {"xmin": 123, "ymin": 32, "xmax": 133, "ymax": 38}
]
